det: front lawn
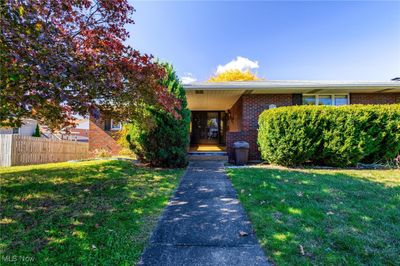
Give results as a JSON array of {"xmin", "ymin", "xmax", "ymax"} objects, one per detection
[
  {"xmin": 227, "ymin": 167, "xmax": 400, "ymax": 265},
  {"xmin": 0, "ymin": 160, "xmax": 183, "ymax": 265}
]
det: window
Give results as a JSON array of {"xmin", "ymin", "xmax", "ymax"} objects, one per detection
[
  {"xmin": 111, "ymin": 120, "xmax": 122, "ymax": 130},
  {"xmin": 302, "ymin": 94, "xmax": 349, "ymax": 106},
  {"xmin": 302, "ymin": 95, "xmax": 316, "ymax": 105},
  {"xmin": 318, "ymin": 95, "xmax": 332, "ymax": 106},
  {"xmin": 335, "ymin": 95, "xmax": 349, "ymax": 106},
  {"xmin": 104, "ymin": 119, "xmax": 111, "ymax": 131},
  {"xmin": 12, "ymin": 128, "xmax": 20, "ymax": 134}
]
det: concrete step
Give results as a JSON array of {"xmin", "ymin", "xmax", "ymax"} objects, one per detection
[
  {"xmin": 188, "ymin": 151, "xmax": 227, "ymax": 156},
  {"xmin": 187, "ymin": 152, "xmax": 228, "ymax": 161}
]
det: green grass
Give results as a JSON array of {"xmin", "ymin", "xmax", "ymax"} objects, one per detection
[
  {"xmin": 0, "ymin": 160, "xmax": 184, "ymax": 265},
  {"xmin": 227, "ymin": 167, "xmax": 400, "ymax": 265}
]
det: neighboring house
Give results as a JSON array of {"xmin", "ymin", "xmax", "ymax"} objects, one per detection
[
  {"xmin": 59, "ymin": 119, "xmax": 89, "ymax": 142},
  {"xmin": 89, "ymin": 117, "xmax": 123, "ymax": 155},
  {"xmin": 1, "ymin": 118, "xmax": 89, "ymax": 143},
  {"xmin": 89, "ymin": 80, "xmax": 400, "ymax": 161},
  {"xmin": 0, "ymin": 119, "xmax": 38, "ymax": 136},
  {"xmin": 40, "ymin": 119, "xmax": 89, "ymax": 142},
  {"xmin": 69, "ymin": 119, "xmax": 89, "ymax": 142}
]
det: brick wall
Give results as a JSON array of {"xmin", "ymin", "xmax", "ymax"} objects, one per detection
[
  {"xmin": 228, "ymin": 97, "xmax": 242, "ymax": 132},
  {"xmin": 242, "ymin": 94, "xmax": 293, "ymax": 131},
  {"xmin": 89, "ymin": 118, "xmax": 121, "ymax": 155},
  {"xmin": 227, "ymin": 94, "xmax": 293, "ymax": 162},
  {"xmin": 350, "ymin": 93, "xmax": 400, "ymax": 104}
]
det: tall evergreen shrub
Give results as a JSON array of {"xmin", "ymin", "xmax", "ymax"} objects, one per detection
[
  {"xmin": 123, "ymin": 63, "xmax": 190, "ymax": 167},
  {"xmin": 32, "ymin": 124, "xmax": 41, "ymax": 137}
]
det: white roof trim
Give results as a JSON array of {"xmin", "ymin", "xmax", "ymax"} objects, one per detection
[{"xmin": 183, "ymin": 80, "xmax": 400, "ymax": 90}]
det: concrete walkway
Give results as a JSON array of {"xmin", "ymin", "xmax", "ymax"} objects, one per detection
[{"xmin": 138, "ymin": 161, "xmax": 270, "ymax": 266}]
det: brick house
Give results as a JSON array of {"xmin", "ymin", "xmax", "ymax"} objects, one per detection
[
  {"xmin": 89, "ymin": 80, "xmax": 400, "ymax": 161},
  {"xmin": 89, "ymin": 117, "xmax": 123, "ymax": 155}
]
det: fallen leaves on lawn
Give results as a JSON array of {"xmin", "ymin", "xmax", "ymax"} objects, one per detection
[
  {"xmin": 299, "ymin": 244, "xmax": 305, "ymax": 256},
  {"xmin": 299, "ymin": 244, "xmax": 314, "ymax": 259},
  {"xmin": 239, "ymin": 231, "xmax": 248, "ymax": 237}
]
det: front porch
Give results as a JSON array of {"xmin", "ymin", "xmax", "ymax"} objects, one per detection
[
  {"xmin": 186, "ymin": 89, "xmax": 244, "ymax": 162},
  {"xmin": 189, "ymin": 111, "xmax": 228, "ymax": 161}
]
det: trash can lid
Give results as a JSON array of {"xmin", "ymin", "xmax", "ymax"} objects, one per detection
[{"xmin": 233, "ymin": 141, "xmax": 249, "ymax": 149}]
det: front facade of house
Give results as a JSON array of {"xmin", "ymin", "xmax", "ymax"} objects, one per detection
[{"xmin": 89, "ymin": 80, "xmax": 400, "ymax": 161}]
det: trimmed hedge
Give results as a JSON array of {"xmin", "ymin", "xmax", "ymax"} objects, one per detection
[{"xmin": 258, "ymin": 104, "xmax": 400, "ymax": 167}]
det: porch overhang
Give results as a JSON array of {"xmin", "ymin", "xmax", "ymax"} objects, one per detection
[
  {"xmin": 183, "ymin": 80, "xmax": 400, "ymax": 110},
  {"xmin": 185, "ymin": 90, "xmax": 244, "ymax": 110}
]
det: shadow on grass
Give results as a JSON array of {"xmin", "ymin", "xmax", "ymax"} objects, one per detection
[
  {"xmin": 227, "ymin": 168, "xmax": 400, "ymax": 265},
  {"xmin": 0, "ymin": 160, "xmax": 183, "ymax": 265}
]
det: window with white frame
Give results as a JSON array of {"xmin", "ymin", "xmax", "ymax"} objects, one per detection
[
  {"xmin": 302, "ymin": 94, "xmax": 349, "ymax": 106},
  {"xmin": 111, "ymin": 119, "xmax": 122, "ymax": 130}
]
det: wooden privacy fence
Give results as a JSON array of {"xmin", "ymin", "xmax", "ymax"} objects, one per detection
[{"xmin": 0, "ymin": 135, "xmax": 89, "ymax": 167}]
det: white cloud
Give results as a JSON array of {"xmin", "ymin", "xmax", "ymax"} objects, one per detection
[
  {"xmin": 216, "ymin": 56, "xmax": 259, "ymax": 74},
  {"xmin": 181, "ymin": 73, "xmax": 197, "ymax": 84}
]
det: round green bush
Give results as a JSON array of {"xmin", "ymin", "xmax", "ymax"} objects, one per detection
[{"xmin": 258, "ymin": 104, "xmax": 400, "ymax": 167}]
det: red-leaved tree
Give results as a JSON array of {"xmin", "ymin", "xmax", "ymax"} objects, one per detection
[{"xmin": 0, "ymin": 0, "xmax": 179, "ymax": 129}]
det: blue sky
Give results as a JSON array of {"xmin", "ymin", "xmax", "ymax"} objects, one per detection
[{"xmin": 126, "ymin": 1, "xmax": 400, "ymax": 82}]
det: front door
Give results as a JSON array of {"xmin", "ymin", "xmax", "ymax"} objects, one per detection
[{"xmin": 191, "ymin": 111, "xmax": 225, "ymax": 145}]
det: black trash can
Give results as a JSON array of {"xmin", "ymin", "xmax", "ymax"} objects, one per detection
[{"xmin": 234, "ymin": 141, "xmax": 249, "ymax": 165}]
